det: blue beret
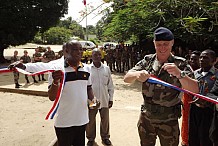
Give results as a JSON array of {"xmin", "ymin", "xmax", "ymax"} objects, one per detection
[{"xmin": 154, "ymin": 27, "xmax": 174, "ymax": 41}]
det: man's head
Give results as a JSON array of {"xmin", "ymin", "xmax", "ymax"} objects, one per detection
[
  {"xmin": 65, "ymin": 41, "xmax": 83, "ymax": 65},
  {"xmin": 35, "ymin": 48, "xmax": 39, "ymax": 52},
  {"xmin": 92, "ymin": 48, "xmax": 101, "ymax": 63},
  {"xmin": 47, "ymin": 46, "xmax": 51, "ymax": 51},
  {"xmin": 153, "ymin": 27, "xmax": 174, "ymax": 63},
  {"xmin": 23, "ymin": 50, "xmax": 28, "ymax": 56},
  {"xmin": 14, "ymin": 50, "xmax": 18, "ymax": 56},
  {"xmin": 199, "ymin": 49, "xmax": 216, "ymax": 71},
  {"xmin": 189, "ymin": 50, "xmax": 201, "ymax": 70}
]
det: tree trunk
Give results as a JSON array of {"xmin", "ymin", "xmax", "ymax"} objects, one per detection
[{"xmin": 0, "ymin": 45, "xmax": 9, "ymax": 63}]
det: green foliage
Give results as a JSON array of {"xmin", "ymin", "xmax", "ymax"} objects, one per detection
[
  {"xmin": 69, "ymin": 20, "xmax": 85, "ymax": 39},
  {"xmin": 102, "ymin": 0, "xmax": 218, "ymax": 50},
  {"xmin": 43, "ymin": 27, "xmax": 72, "ymax": 44}
]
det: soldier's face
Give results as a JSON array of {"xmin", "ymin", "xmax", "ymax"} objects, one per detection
[{"xmin": 154, "ymin": 40, "xmax": 173, "ymax": 62}]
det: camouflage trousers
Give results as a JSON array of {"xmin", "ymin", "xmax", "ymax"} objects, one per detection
[
  {"xmin": 137, "ymin": 112, "xmax": 179, "ymax": 146},
  {"xmin": 13, "ymin": 71, "xmax": 19, "ymax": 84}
]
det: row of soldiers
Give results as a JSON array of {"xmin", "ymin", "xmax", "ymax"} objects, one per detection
[
  {"xmin": 101, "ymin": 44, "xmax": 144, "ymax": 73},
  {"xmin": 11, "ymin": 46, "xmax": 56, "ymax": 88}
]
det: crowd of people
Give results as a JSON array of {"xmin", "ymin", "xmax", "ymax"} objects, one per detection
[
  {"xmin": 8, "ymin": 27, "xmax": 218, "ymax": 146},
  {"xmin": 10, "ymin": 46, "xmax": 57, "ymax": 88}
]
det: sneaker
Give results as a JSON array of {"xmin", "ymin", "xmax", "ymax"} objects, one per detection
[
  {"xmin": 87, "ymin": 141, "xmax": 94, "ymax": 146},
  {"xmin": 102, "ymin": 139, "xmax": 111, "ymax": 146}
]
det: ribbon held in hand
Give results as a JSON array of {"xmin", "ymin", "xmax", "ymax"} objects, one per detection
[{"xmin": 147, "ymin": 76, "xmax": 218, "ymax": 104}]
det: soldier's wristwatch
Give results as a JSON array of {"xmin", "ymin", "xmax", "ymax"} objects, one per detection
[{"xmin": 178, "ymin": 71, "xmax": 186, "ymax": 79}]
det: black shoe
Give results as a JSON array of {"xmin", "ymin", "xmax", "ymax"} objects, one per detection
[
  {"xmin": 15, "ymin": 85, "xmax": 20, "ymax": 88},
  {"xmin": 38, "ymin": 78, "xmax": 41, "ymax": 81},
  {"xmin": 87, "ymin": 141, "xmax": 94, "ymax": 146},
  {"xmin": 34, "ymin": 80, "xmax": 38, "ymax": 83},
  {"xmin": 17, "ymin": 83, "xmax": 22, "ymax": 86},
  {"xmin": 42, "ymin": 78, "xmax": 46, "ymax": 81},
  {"xmin": 26, "ymin": 80, "xmax": 30, "ymax": 84},
  {"xmin": 102, "ymin": 139, "xmax": 111, "ymax": 146}
]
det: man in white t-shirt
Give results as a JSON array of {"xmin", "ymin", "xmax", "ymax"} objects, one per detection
[{"xmin": 48, "ymin": 41, "xmax": 95, "ymax": 146}]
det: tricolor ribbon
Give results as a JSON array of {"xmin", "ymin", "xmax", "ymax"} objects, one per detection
[
  {"xmin": 1, "ymin": 67, "xmax": 217, "ymax": 120},
  {"xmin": 147, "ymin": 76, "xmax": 218, "ymax": 104},
  {"xmin": 0, "ymin": 67, "xmax": 65, "ymax": 120}
]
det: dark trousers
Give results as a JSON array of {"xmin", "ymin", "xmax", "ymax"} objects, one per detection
[
  {"xmin": 55, "ymin": 124, "xmax": 86, "ymax": 146},
  {"xmin": 189, "ymin": 104, "xmax": 213, "ymax": 146}
]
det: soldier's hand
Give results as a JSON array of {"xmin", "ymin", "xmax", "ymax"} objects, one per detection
[
  {"xmin": 162, "ymin": 63, "xmax": 181, "ymax": 78},
  {"xmin": 52, "ymin": 70, "xmax": 63, "ymax": 83},
  {"xmin": 137, "ymin": 70, "xmax": 150, "ymax": 82},
  {"xmin": 8, "ymin": 61, "xmax": 26, "ymax": 71}
]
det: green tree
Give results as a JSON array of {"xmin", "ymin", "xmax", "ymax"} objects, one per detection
[
  {"xmin": 69, "ymin": 21, "xmax": 85, "ymax": 39},
  {"xmin": 103, "ymin": 0, "xmax": 218, "ymax": 51},
  {"xmin": 43, "ymin": 27, "xmax": 71, "ymax": 44},
  {"xmin": 0, "ymin": 0, "xmax": 68, "ymax": 62}
]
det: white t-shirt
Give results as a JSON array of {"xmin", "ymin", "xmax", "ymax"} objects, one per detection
[{"xmin": 50, "ymin": 63, "xmax": 92, "ymax": 127}]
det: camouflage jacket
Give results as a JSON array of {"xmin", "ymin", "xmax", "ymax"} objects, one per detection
[
  {"xmin": 20, "ymin": 55, "xmax": 31, "ymax": 63},
  {"xmin": 130, "ymin": 53, "xmax": 193, "ymax": 107},
  {"xmin": 33, "ymin": 52, "xmax": 42, "ymax": 62}
]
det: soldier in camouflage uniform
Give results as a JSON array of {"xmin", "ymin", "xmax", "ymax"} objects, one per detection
[
  {"xmin": 114, "ymin": 45, "xmax": 122, "ymax": 73},
  {"xmin": 33, "ymin": 48, "xmax": 46, "ymax": 81},
  {"xmin": 20, "ymin": 50, "xmax": 38, "ymax": 83},
  {"xmin": 105, "ymin": 46, "xmax": 114, "ymax": 72},
  {"xmin": 130, "ymin": 46, "xmax": 137, "ymax": 69},
  {"xmin": 11, "ymin": 50, "xmax": 21, "ymax": 88},
  {"xmin": 43, "ymin": 46, "xmax": 56, "ymax": 62},
  {"xmin": 124, "ymin": 27, "xmax": 199, "ymax": 146},
  {"xmin": 121, "ymin": 46, "xmax": 130, "ymax": 72}
]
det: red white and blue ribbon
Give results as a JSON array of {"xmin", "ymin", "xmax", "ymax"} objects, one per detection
[
  {"xmin": 0, "ymin": 67, "xmax": 65, "ymax": 120},
  {"xmin": 1, "ymin": 67, "xmax": 217, "ymax": 120},
  {"xmin": 147, "ymin": 76, "xmax": 218, "ymax": 104},
  {"xmin": 0, "ymin": 67, "xmax": 12, "ymax": 73},
  {"xmin": 45, "ymin": 72, "xmax": 65, "ymax": 120}
]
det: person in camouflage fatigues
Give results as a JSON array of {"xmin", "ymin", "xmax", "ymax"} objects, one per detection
[
  {"xmin": 33, "ymin": 48, "xmax": 46, "ymax": 81},
  {"xmin": 20, "ymin": 50, "xmax": 38, "ymax": 83},
  {"xmin": 43, "ymin": 46, "xmax": 56, "ymax": 62},
  {"xmin": 114, "ymin": 45, "xmax": 122, "ymax": 73},
  {"xmin": 124, "ymin": 27, "xmax": 199, "ymax": 146},
  {"xmin": 11, "ymin": 50, "xmax": 21, "ymax": 88},
  {"xmin": 105, "ymin": 46, "xmax": 114, "ymax": 72},
  {"xmin": 121, "ymin": 46, "xmax": 130, "ymax": 72}
]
